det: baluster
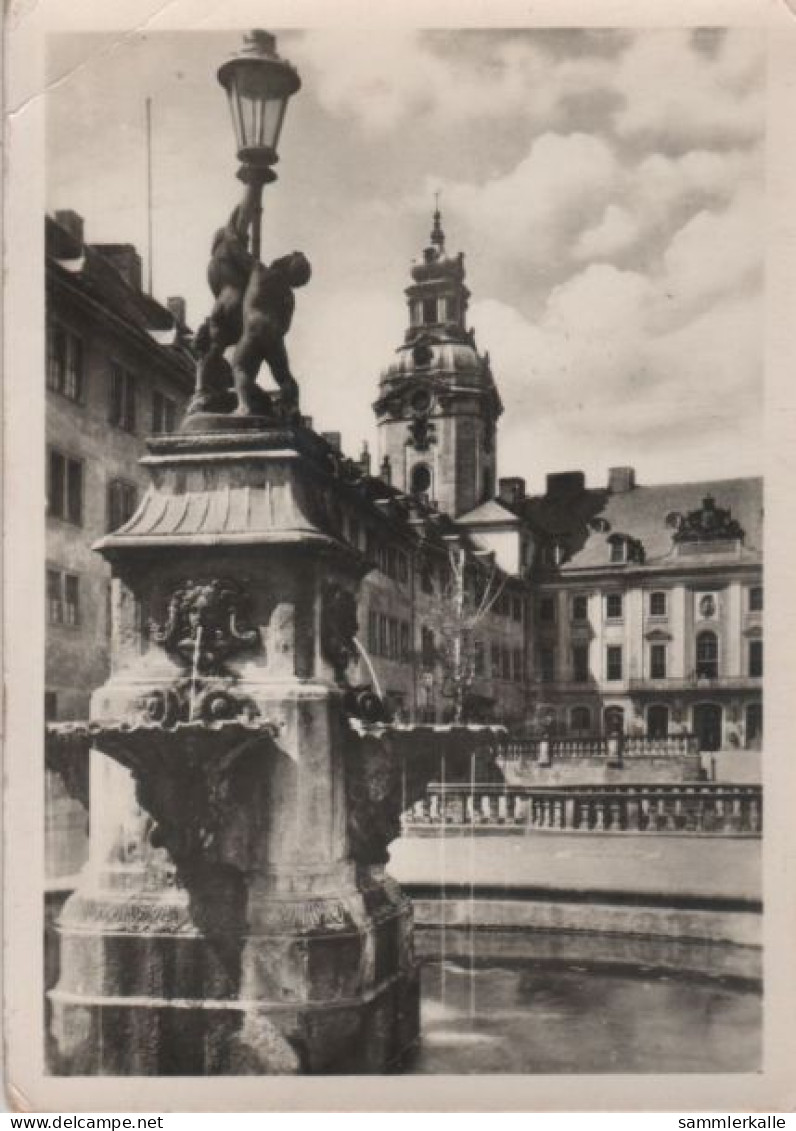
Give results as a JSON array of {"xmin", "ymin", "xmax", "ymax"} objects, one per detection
[
  {"xmin": 498, "ymin": 794, "xmax": 508, "ymax": 823},
  {"xmin": 429, "ymin": 792, "xmax": 440, "ymax": 822},
  {"xmin": 593, "ymin": 797, "xmax": 606, "ymax": 831},
  {"xmin": 564, "ymin": 796, "xmax": 576, "ymax": 830},
  {"xmin": 627, "ymin": 789, "xmax": 641, "ymax": 832}
]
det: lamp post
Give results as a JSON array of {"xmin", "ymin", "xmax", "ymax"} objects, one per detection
[{"xmin": 217, "ymin": 29, "xmax": 301, "ymax": 262}]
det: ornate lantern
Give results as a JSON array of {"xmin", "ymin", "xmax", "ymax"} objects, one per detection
[{"xmin": 217, "ymin": 30, "xmax": 301, "ymax": 175}]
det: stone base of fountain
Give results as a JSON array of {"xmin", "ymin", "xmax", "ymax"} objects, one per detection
[
  {"xmin": 50, "ymin": 855, "xmax": 419, "ymax": 1074},
  {"xmin": 46, "ymin": 425, "xmax": 454, "ymax": 1075}
]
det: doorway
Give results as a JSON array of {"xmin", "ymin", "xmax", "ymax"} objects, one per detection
[{"xmin": 693, "ymin": 702, "xmax": 723, "ymax": 751}]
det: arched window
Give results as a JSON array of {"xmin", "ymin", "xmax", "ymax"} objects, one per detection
[
  {"xmin": 604, "ymin": 705, "xmax": 624, "ymax": 735},
  {"xmin": 422, "ymin": 297, "xmax": 438, "ymax": 325},
  {"xmin": 647, "ymin": 704, "xmax": 669, "ymax": 740},
  {"xmin": 410, "ymin": 463, "xmax": 431, "ymax": 496},
  {"xmin": 696, "ymin": 630, "xmax": 719, "ymax": 679},
  {"xmin": 570, "ymin": 706, "xmax": 591, "ymax": 735}
]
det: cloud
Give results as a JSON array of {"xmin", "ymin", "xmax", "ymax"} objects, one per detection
[
  {"xmin": 428, "ymin": 132, "xmax": 621, "ymax": 269},
  {"xmin": 572, "ymin": 204, "xmax": 641, "ymax": 260},
  {"xmin": 296, "ymin": 29, "xmax": 615, "ymax": 134},
  {"xmin": 657, "ymin": 187, "xmax": 763, "ymax": 321},
  {"xmin": 612, "ymin": 29, "xmax": 764, "ymax": 150}
]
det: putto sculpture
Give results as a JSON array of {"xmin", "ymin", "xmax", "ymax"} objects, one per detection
[
  {"xmin": 189, "ymin": 179, "xmax": 311, "ymax": 420},
  {"xmin": 184, "ymin": 30, "xmax": 310, "ymax": 424}
]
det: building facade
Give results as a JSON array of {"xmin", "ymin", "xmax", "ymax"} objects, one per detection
[
  {"xmin": 46, "ymin": 210, "xmax": 194, "ymax": 723},
  {"xmin": 522, "ymin": 471, "xmax": 763, "ymax": 751},
  {"xmin": 45, "ymin": 210, "xmax": 193, "ymax": 881},
  {"xmin": 363, "ymin": 212, "xmax": 763, "ymax": 749}
]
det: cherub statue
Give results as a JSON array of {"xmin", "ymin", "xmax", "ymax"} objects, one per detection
[
  {"xmin": 188, "ymin": 180, "xmax": 311, "ymax": 419},
  {"xmin": 232, "ymin": 251, "xmax": 311, "ymax": 418}
]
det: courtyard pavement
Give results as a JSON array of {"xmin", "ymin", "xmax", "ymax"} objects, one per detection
[{"xmin": 389, "ymin": 831, "xmax": 761, "ymax": 903}]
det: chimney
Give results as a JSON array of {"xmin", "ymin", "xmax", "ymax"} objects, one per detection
[
  {"xmin": 546, "ymin": 471, "xmax": 585, "ymax": 497},
  {"xmin": 358, "ymin": 441, "xmax": 372, "ymax": 476},
  {"xmin": 380, "ymin": 455, "xmax": 392, "ymax": 486},
  {"xmin": 54, "ymin": 210, "xmax": 84, "ymax": 246},
  {"xmin": 608, "ymin": 467, "xmax": 636, "ymax": 494},
  {"xmin": 498, "ymin": 477, "xmax": 526, "ymax": 508},
  {"xmin": 321, "ymin": 431, "xmax": 342, "ymax": 453},
  {"xmin": 93, "ymin": 244, "xmax": 143, "ymax": 291},
  {"xmin": 166, "ymin": 296, "xmax": 186, "ymax": 328}
]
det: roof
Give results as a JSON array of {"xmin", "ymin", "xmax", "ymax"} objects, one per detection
[
  {"xmin": 457, "ymin": 498, "xmax": 522, "ymax": 526},
  {"xmin": 523, "ymin": 476, "xmax": 763, "ymax": 572},
  {"xmin": 46, "ymin": 215, "xmax": 194, "ymax": 389}
]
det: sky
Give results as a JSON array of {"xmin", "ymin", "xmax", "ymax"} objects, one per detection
[{"xmin": 46, "ymin": 27, "xmax": 765, "ymax": 493}]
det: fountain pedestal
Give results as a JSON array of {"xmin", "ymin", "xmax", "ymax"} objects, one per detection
[{"xmin": 50, "ymin": 426, "xmax": 422, "ymax": 1074}]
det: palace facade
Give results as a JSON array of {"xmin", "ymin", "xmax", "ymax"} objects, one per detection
[{"xmin": 358, "ymin": 210, "xmax": 763, "ymax": 749}]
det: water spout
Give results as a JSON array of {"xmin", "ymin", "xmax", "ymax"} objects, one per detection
[
  {"xmin": 352, "ymin": 637, "xmax": 386, "ymax": 702},
  {"xmin": 189, "ymin": 626, "xmax": 203, "ymax": 721}
]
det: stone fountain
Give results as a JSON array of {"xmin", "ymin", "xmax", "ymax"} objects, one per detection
[{"xmin": 46, "ymin": 37, "xmax": 500, "ymax": 1070}]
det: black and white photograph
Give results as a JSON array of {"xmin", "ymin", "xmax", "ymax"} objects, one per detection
[{"xmin": 5, "ymin": 0, "xmax": 796, "ymax": 1113}]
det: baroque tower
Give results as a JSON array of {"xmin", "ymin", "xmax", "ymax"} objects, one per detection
[{"xmin": 374, "ymin": 209, "xmax": 503, "ymax": 518}]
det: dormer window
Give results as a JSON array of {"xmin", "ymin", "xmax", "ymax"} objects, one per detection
[{"xmin": 609, "ymin": 537, "xmax": 626, "ymax": 563}]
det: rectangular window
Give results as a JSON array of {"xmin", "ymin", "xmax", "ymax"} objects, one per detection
[
  {"xmin": 491, "ymin": 644, "xmax": 501, "ymax": 679},
  {"xmin": 387, "ymin": 617, "xmax": 399, "ymax": 660},
  {"xmin": 606, "ymin": 645, "xmax": 623, "ymax": 681},
  {"xmin": 650, "ymin": 591, "xmax": 667, "ymax": 617},
  {"xmin": 650, "ymin": 643, "xmax": 667, "ymax": 679},
  {"xmin": 47, "ymin": 322, "xmax": 67, "ymax": 392},
  {"xmin": 572, "ymin": 594, "xmax": 589, "ymax": 622},
  {"xmin": 511, "ymin": 596, "xmax": 523, "ymax": 623},
  {"xmin": 152, "ymin": 390, "xmax": 178, "ymax": 434},
  {"xmin": 367, "ymin": 610, "xmax": 378, "ymax": 655},
  {"xmin": 47, "ymin": 449, "xmax": 83, "ymax": 525},
  {"xmin": 64, "ymin": 573, "xmax": 80, "ymax": 627},
  {"xmin": 539, "ymin": 647, "xmax": 555, "ymax": 683},
  {"xmin": 501, "ymin": 648, "xmax": 511, "ymax": 681},
  {"xmin": 539, "ymin": 596, "xmax": 556, "ymax": 624},
  {"xmin": 749, "ymin": 638, "xmax": 763, "ymax": 678},
  {"xmin": 606, "ymin": 593, "xmax": 623, "ymax": 620},
  {"xmin": 474, "ymin": 640, "xmax": 485, "ymax": 677},
  {"xmin": 65, "ymin": 336, "xmax": 84, "ymax": 401},
  {"xmin": 397, "ymin": 551, "xmax": 409, "ymax": 584},
  {"xmin": 47, "ymin": 322, "xmax": 83, "ymax": 401},
  {"xmin": 44, "ymin": 691, "xmax": 58, "ymax": 721},
  {"xmin": 512, "ymin": 648, "xmax": 523, "ymax": 682},
  {"xmin": 109, "ymin": 364, "xmax": 136, "ymax": 431},
  {"xmin": 47, "ymin": 569, "xmax": 63, "ymax": 625},
  {"xmin": 378, "ymin": 614, "xmax": 389, "ymax": 658},
  {"xmin": 421, "ymin": 626, "xmax": 435, "ymax": 669},
  {"xmin": 748, "ymin": 586, "xmax": 763, "ymax": 613},
  {"xmin": 399, "ymin": 621, "xmax": 410, "ymax": 662},
  {"xmin": 107, "ymin": 479, "xmax": 138, "ymax": 532},
  {"xmin": 422, "ymin": 297, "xmax": 437, "ymax": 324},
  {"xmin": 572, "ymin": 644, "xmax": 590, "ymax": 683}
]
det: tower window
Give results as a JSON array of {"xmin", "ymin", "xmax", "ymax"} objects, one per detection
[
  {"xmin": 410, "ymin": 463, "xmax": 431, "ymax": 495},
  {"xmin": 422, "ymin": 298, "xmax": 438, "ymax": 325}
]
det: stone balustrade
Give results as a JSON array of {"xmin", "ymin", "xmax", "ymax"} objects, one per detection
[
  {"xmin": 499, "ymin": 734, "xmax": 699, "ymax": 760},
  {"xmin": 402, "ymin": 782, "xmax": 762, "ymax": 836}
]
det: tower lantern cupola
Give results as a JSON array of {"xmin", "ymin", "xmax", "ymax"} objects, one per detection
[{"xmin": 373, "ymin": 208, "xmax": 503, "ymax": 518}]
